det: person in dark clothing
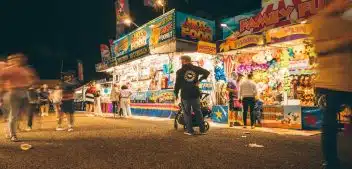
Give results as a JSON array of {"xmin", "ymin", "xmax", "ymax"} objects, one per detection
[
  {"xmin": 60, "ymin": 73, "xmax": 79, "ymax": 132},
  {"xmin": 26, "ymin": 86, "xmax": 39, "ymax": 131},
  {"xmin": 310, "ymin": 1, "xmax": 352, "ymax": 168},
  {"xmin": 174, "ymin": 55, "xmax": 210, "ymax": 136}
]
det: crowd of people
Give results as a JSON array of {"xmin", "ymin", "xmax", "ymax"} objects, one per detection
[
  {"xmin": 84, "ymin": 81, "xmax": 132, "ymax": 118},
  {"xmin": 0, "ymin": 53, "xmax": 78, "ymax": 142}
]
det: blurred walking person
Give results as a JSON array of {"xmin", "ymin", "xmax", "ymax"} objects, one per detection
[
  {"xmin": 25, "ymin": 85, "xmax": 39, "ymax": 131},
  {"xmin": 61, "ymin": 73, "xmax": 79, "ymax": 132},
  {"xmin": 39, "ymin": 84, "xmax": 50, "ymax": 117},
  {"xmin": 239, "ymin": 72, "xmax": 258, "ymax": 129},
  {"xmin": 119, "ymin": 85, "xmax": 132, "ymax": 118},
  {"xmin": 0, "ymin": 53, "xmax": 37, "ymax": 142},
  {"xmin": 50, "ymin": 85, "xmax": 64, "ymax": 130},
  {"xmin": 310, "ymin": 0, "xmax": 352, "ymax": 168}
]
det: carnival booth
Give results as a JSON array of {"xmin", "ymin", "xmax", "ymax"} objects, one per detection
[
  {"xmin": 95, "ymin": 10, "xmax": 217, "ymax": 118},
  {"xmin": 215, "ymin": 0, "xmax": 327, "ymax": 130}
]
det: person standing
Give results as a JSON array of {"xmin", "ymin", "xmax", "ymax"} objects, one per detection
[
  {"xmin": 227, "ymin": 73, "xmax": 242, "ymax": 127},
  {"xmin": 174, "ymin": 55, "xmax": 210, "ymax": 136},
  {"xmin": 85, "ymin": 82, "xmax": 96, "ymax": 113},
  {"xmin": 50, "ymin": 85, "xmax": 64, "ymax": 130},
  {"xmin": 0, "ymin": 53, "xmax": 37, "ymax": 142},
  {"xmin": 39, "ymin": 84, "xmax": 50, "ymax": 117},
  {"xmin": 26, "ymin": 85, "xmax": 39, "ymax": 131},
  {"xmin": 110, "ymin": 84, "xmax": 120, "ymax": 117},
  {"xmin": 119, "ymin": 85, "xmax": 132, "ymax": 118},
  {"xmin": 61, "ymin": 75, "xmax": 79, "ymax": 132},
  {"xmin": 310, "ymin": 0, "xmax": 352, "ymax": 168},
  {"xmin": 239, "ymin": 72, "xmax": 258, "ymax": 129}
]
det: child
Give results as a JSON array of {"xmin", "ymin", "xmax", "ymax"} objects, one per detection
[{"xmin": 254, "ymin": 99, "xmax": 264, "ymax": 125}]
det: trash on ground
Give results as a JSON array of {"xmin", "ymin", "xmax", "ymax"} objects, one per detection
[
  {"xmin": 248, "ymin": 143, "xmax": 264, "ymax": 148},
  {"xmin": 244, "ymin": 132, "xmax": 251, "ymax": 134},
  {"xmin": 20, "ymin": 144, "xmax": 32, "ymax": 151},
  {"xmin": 241, "ymin": 135, "xmax": 247, "ymax": 138}
]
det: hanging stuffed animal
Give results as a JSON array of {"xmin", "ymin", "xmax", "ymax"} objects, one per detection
[
  {"xmin": 214, "ymin": 61, "xmax": 227, "ymax": 82},
  {"xmin": 264, "ymin": 50, "xmax": 273, "ymax": 62}
]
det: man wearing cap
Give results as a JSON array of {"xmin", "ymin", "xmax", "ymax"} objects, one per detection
[
  {"xmin": 174, "ymin": 55, "xmax": 210, "ymax": 136},
  {"xmin": 0, "ymin": 53, "xmax": 37, "ymax": 142}
]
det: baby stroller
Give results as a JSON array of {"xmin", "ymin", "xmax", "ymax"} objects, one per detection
[{"xmin": 174, "ymin": 93, "xmax": 212, "ymax": 131}]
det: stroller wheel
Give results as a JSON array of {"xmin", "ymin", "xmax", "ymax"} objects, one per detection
[{"xmin": 204, "ymin": 121, "xmax": 210, "ymax": 131}]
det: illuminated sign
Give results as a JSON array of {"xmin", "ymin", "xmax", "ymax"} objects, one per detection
[
  {"xmin": 239, "ymin": 0, "xmax": 325, "ymax": 33},
  {"xmin": 176, "ymin": 12, "xmax": 215, "ymax": 42}
]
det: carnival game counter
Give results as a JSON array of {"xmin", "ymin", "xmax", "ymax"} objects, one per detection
[
  {"xmin": 130, "ymin": 89, "xmax": 177, "ymax": 118},
  {"xmin": 211, "ymin": 105, "xmax": 322, "ymax": 130}
]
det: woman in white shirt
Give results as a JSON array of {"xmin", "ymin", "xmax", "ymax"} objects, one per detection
[{"xmin": 119, "ymin": 85, "xmax": 132, "ymax": 118}]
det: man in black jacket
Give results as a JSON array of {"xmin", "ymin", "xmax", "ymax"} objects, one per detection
[{"xmin": 174, "ymin": 55, "xmax": 210, "ymax": 135}]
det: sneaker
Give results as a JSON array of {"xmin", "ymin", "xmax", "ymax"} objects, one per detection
[
  {"xmin": 68, "ymin": 128, "xmax": 74, "ymax": 132},
  {"xmin": 251, "ymin": 126, "xmax": 256, "ymax": 129},
  {"xmin": 25, "ymin": 127, "xmax": 32, "ymax": 131},
  {"xmin": 56, "ymin": 127, "xmax": 65, "ymax": 131},
  {"xmin": 183, "ymin": 132, "xmax": 194, "ymax": 136},
  {"xmin": 10, "ymin": 136, "xmax": 19, "ymax": 142}
]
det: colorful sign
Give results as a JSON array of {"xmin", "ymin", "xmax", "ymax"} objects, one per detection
[
  {"xmin": 131, "ymin": 90, "xmax": 175, "ymax": 104},
  {"xmin": 266, "ymin": 24, "xmax": 312, "ymax": 43},
  {"xmin": 222, "ymin": 0, "xmax": 325, "ymax": 40},
  {"xmin": 176, "ymin": 12, "xmax": 216, "ymax": 42},
  {"xmin": 262, "ymin": 105, "xmax": 302, "ymax": 129},
  {"xmin": 221, "ymin": 10, "xmax": 260, "ymax": 40},
  {"xmin": 211, "ymin": 105, "xmax": 229, "ymax": 124},
  {"xmin": 197, "ymin": 41, "xmax": 216, "ymax": 55},
  {"xmin": 112, "ymin": 10, "xmax": 175, "ymax": 59},
  {"xmin": 301, "ymin": 107, "xmax": 322, "ymax": 130},
  {"xmin": 219, "ymin": 34, "xmax": 264, "ymax": 52},
  {"xmin": 95, "ymin": 62, "xmax": 108, "ymax": 72}
]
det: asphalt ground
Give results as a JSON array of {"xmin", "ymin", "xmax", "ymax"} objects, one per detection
[{"xmin": 0, "ymin": 114, "xmax": 351, "ymax": 169}]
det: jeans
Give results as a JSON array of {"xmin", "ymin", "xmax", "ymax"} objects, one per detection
[
  {"xmin": 242, "ymin": 97, "xmax": 255, "ymax": 126},
  {"xmin": 120, "ymin": 98, "xmax": 132, "ymax": 117},
  {"xmin": 182, "ymin": 98, "xmax": 205, "ymax": 133},
  {"xmin": 316, "ymin": 88, "xmax": 352, "ymax": 168},
  {"xmin": 3, "ymin": 89, "xmax": 29, "ymax": 137},
  {"xmin": 112, "ymin": 101, "xmax": 118, "ymax": 114}
]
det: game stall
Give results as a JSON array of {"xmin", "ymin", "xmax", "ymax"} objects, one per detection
[
  {"xmin": 95, "ymin": 10, "xmax": 217, "ymax": 118},
  {"xmin": 214, "ymin": 0, "xmax": 327, "ymax": 130}
]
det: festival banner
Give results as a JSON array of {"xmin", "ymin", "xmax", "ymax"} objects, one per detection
[
  {"xmin": 115, "ymin": 0, "xmax": 130, "ymax": 23},
  {"xmin": 219, "ymin": 34, "xmax": 264, "ymax": 52},
  {"xmin": 221, "ymin": 0, "xmax": 325, "ymax": 40},
  {"xmin": 176, "ymin": 12, "xmax": 216, "ymax": 42},
  {"xmin": 77, "ymin": 60, "xmax": 84, "ymax": 81},
  {"xmin": 266, "ymin": 23, "xmax": 312, "ymax": 43},
  {"xmin": 197, "ymin": 41, "xmax": 216, "ymax": 55}
]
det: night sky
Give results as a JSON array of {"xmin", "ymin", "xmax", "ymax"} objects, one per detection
[{"xmin": 0, "ymin": 0, "xmax": 260, "ymax": 82}]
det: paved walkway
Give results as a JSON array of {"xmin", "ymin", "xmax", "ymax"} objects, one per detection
[{"xmin": 0, "ymin": 115, "xmax": 351, "ymax": 169}]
